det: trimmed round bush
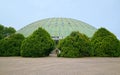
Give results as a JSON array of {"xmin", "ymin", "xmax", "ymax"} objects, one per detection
[
  {"xmin": 21, "ymin": 27, "xmax": 55, "ymax": 57},
  {"xmin": 0, "ymin": 33, "xmax": 25, "ymax": 56},
  {"xmin": 91, "ymin": 28, "xmax": 119, "ymax": 57},
  {"xmin": 58, "ymin": 31, "xmax": 90, "ymax": 57}
]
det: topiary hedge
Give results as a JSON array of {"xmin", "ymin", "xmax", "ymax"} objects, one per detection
[
  {"xmin": 91, "ymin": 28, "xmax": 120, "ymax": 57},
  {"xmin": 21, "ymin": 27, "xmax": 55, "ymax": 57},
  {"xmin": 58, "ymin": 31, "xmax": 90, "ymax": 57},
  {"xmin": 0, "ymin": 33, "xmax": 25, "ymax": 56}
]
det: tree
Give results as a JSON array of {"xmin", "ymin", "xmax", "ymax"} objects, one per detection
[
  {"xmin": 0, "ymin": 24, "xmax": 16, "ymax": 40},
  {"xmin": 0, "ymin": 33, "xmax": 25, "ymax": 56},
  {"xmin": 0, "ymin": 25, "xmax": 4, "ymax": 39},
  {"xmin": 21, "ymin": 27, "xmax": 55, "ymax": 57},
  {"xmin": 91, "ymin": 28, "xmax": 119, "ymax": 57},
  {"xmin": 58, "ymin": 31, "xmax": 90, "ymax": 57}
]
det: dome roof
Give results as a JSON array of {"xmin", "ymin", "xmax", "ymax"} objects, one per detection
[{"xmin": 17, "ymin": 18, "xmax": 97, "ymax": 39}]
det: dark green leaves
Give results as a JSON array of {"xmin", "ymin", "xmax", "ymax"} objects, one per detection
[
  {"xmin": 58, "ymin": 31, "xmax": 90, "ymax": 57},
  {"xmin": 21, "ymin": 27, "xmax": 55, "ymax": 57},
  {"xmin": 0, "ymin": 33, "xmax": 25, "ymax": 56},
  {"xmin": 0, "ymin": 24, "xmax": 16, "ymax": 40},
  {"xmin": 91, "ymin": 28, "xmax": 120, "ymax": 57}
]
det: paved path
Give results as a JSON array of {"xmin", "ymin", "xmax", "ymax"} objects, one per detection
[{"xmin": 0, "ymin": 57, "xmax": 120, "ymax": 75}]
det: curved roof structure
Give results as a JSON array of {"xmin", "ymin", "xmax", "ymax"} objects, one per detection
[{"xmin": 17, "ymin": 18, "xmax": 97, "ymax": 39}]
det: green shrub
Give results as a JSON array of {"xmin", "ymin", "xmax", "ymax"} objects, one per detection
[
  {"xmin": 0, "ymin": 33, "xmax": 25, "ymax": 56},
  {"xmin": 91, "ymin": 28, "xmax": 119, "ymax": 57},
  {"xmin": 58, "ymin": 31, "xmax": 90, "ymax": 57},
  {"xmin": 21, "ymin": 27, "xmax": 55, "ymax": 57}
]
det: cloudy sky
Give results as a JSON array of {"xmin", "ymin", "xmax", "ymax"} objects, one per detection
[{"xmin": 0, "ymin": 0, "xmax": 120, "ymax": 39}]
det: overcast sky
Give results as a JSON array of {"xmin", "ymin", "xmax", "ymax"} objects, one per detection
[{"xmin": 0, "ymin": 0, "xmax": 120, "ymax": 39}]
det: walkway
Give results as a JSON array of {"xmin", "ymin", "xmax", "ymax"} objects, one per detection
[{"xmin": 0, "ymin": 57, "xmax": 120, "ymax": 75}]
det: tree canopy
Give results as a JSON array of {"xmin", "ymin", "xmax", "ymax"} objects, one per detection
[{"xmin": 0, "ymin": 24, "xmax": 16, "ymax": 40}]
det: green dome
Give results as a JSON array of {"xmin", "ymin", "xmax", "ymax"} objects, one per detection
[{"xmin": 17, "ymin": 18, "xmax": 97, "ymax": 39}]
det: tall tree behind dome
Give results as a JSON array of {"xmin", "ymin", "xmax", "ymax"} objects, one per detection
[{"xmin": 0, "ymin": 24, "xmax": 16, "ymax": 40}]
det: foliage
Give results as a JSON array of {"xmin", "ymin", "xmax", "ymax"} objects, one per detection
[
  {"xmin": 0, "ymin": 33, "xmax": 25, "ymax": 56},
  {"xmin": 21, "ymin": 27, "xmax": 55, "ymax": 57},
  {"xmin": 91, "ymin": 28, "xmax": 120, "ymax": 57},
  {"xmin": 0, "ymin": 25, "xmax": 4, "ymax": 39},
  {"xmin": 0, "ymin": 24, "xmax": 16, "ymax": 40},
  {"xmin": 58, "ymin": 31, "xmax": 90, "ymax": 57},
  {"xmin": 117, "ymin": 41, "xmax": 120, "ymax": 56}
]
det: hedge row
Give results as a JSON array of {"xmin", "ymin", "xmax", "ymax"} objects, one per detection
[
  {"xmin": 0, "ymin": 27, "xmax": 55, "ymax": 57},
  {"xmin": 58, "ymin": 28, "xmax": 120, "ymax": 57},
  {"xmin": 0, "ymin": 27, "xmax": 120, "ymax": 57}
]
